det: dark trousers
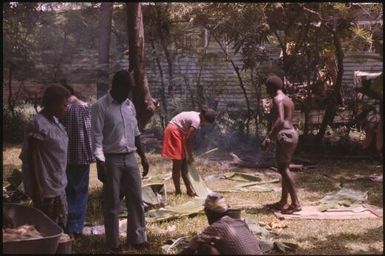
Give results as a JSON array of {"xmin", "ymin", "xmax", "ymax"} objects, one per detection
[
  {"xmin": 103, "ymin": 153, "xmax": 147, "ymax": 249},
  {"xmin": 65, "ymin": 164, "xmax": 90, "ymax": 233}
]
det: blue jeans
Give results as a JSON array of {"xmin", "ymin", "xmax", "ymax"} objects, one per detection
[{"xmin": 65, "ymin": 164, "xmax": 90, "ymax": 233}]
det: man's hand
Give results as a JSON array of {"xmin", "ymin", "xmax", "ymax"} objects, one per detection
[
  {"xmin": 187, "ymin": 155, "xmax": 194, "ymax": 164},
  {"xmin": 260, "ymin": 138, "xmax": 271, "ymax": 151},
  {"xmin": 141, "ymin": 157, "xmax": 149, "ymax": 177},
  {"xmin": 33, "ymin": 185, "xmax": 44, "ymax": 207},
  {"xmin": 96, "ymin": 160, "xmax": 106, "ymax": 183}
]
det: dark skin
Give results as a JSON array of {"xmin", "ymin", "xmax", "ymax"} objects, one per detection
[
  {"xmin": 29, "ymin": 98, "xmax": 68, "ymax": 206},
  {"xmin": 261, "ymin": 87, "xmax": 300, "ymax": 211},
  {"xmin": 96, "ymin": 83, "xmax": 149, "ymax": 182},
  {"xmin": 172, "ymin": 114, "xmax": 209, "ymax": 196}
]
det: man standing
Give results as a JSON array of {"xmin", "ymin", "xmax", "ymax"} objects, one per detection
[
  {"xmin": 261, "ymin": 75, "xmax": 301, "ymax": 214},
  {"xmin": 91, "ymin": 70, "xmax": 150, "ymax": 252},
  {"xmin": 61, "ymin": 81, "xmax": 95, "ymax": 238}
]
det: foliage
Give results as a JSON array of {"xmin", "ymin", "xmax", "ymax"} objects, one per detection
[
  {"xmin": 3, "ymin": 106, "xmax": 34, "ymax": 144},
  {"xmin": 3, "ymin": 3, "xmax": 41, "ymax": 80},
  {"xmin": 2, "ymin": 3, "xmax": 382, "ymax": 142}
]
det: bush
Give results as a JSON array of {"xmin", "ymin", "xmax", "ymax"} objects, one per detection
[{"xmin": 3, "ymin": 105, "xmax": 35, "ymax": 144}]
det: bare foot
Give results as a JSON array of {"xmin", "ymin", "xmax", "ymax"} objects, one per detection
[{"xmin": 186, "ymin": 190, "xmax": 196, "ymax": 197}]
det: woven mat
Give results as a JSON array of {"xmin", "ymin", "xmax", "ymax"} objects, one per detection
[{"xmin": 274, "ymin": 204, "xmax": 383, "ymax": 220}]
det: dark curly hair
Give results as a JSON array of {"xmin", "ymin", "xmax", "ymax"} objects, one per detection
[
  {"xmin": 200, "ymin": 105, "xmax": 217, "ymax": 123},
  {"xmin": 265, "ymin": 75, "xmax": 283, "ymax": 91},
  {"xmin": 41, "ymin": 85, "xmax": 71, "ymax": 108}
]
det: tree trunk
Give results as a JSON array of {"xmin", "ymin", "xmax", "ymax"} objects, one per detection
[
  {"xmin": 7, "ymin": 63, "xmax": 14, "ymax": 113},
  {"xmin": 213, "ymin": 35, "xmax": 253, "ymax": 134},
  {"xmin": 150, "ymin": 39, "xmax": 167, "ymax": 129},
  {"xmin": 126, "ymin": 3, "xmax": 157, "ymax": 131},
  {"xmin": 315, "ymin": 30, "xmax": 344, "ymax": 143},
  {"xmin": 96, "ymin": 3, "xmax": 113, "ymax": 99},
  {"xmin": 250, "ymin": 68, "xmax": 261, "ymax": 137},
  {"xmin": 195, "ymin": 31, "xmax": 211, "ymax": 106}
]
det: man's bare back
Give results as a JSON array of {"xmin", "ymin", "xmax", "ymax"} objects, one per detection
[{"xmin": 273, "ymin": 92, "xmax": 295, "ymax": 131}]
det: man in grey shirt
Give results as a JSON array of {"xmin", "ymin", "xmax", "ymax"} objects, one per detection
[{"xmin": 91, "ymin": 70, "xmax": 150, "ymax": 252}]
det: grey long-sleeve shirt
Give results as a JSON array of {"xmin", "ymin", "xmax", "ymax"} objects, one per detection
[{"xmin": 91, "ymin": 92, "xmax": 140, "ymax": 162}]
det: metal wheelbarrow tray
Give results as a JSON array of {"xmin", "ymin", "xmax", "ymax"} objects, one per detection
[{"xmin": 3, "ymin": 203, "xmax": 63, "ymax": 254}]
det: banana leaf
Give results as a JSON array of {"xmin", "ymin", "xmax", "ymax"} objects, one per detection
[
  {"xmin": 317, "ymin": 188, "xmax": 368, "ymax": 212},
  {"xmin": 224, "ymin": 172, "xmax": 263, "ymax": 182},
  {"xmin": 186, "ymin": 162, "xmax": 212, "ymax": 198},
  {"xmin": 145, "ymin": 198, "xmax": 205, "ymax": 223}
]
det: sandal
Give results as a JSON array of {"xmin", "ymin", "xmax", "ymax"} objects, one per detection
[
  {"xmin": 281, "ymin": 204, "xmax": 302, "ymax": 214},
  {"xmin": 265, "ymin": 202, "xmax": 286, "ymax": 211}
]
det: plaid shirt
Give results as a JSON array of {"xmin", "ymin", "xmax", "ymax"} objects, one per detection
[
  {"xmin": 62, "ymin": 98, "xmax": 95, "ymax": 165},
  {"xmin": 183, "ymin": 216, "xmax": 263, "ymax": 255}
]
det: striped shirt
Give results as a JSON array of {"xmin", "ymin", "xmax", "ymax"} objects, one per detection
[
  {"xmin": 91, "ymin": 92, "xmax": 140, "ymax": 162},
  {"xmin": 62, "ymin": 97, "xmax": 95, "ymax": 165}
]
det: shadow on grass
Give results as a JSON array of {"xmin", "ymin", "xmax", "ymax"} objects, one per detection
[
  {"xmin": 295, "ymin": 171, "xmax": 341, "ymax": 195},
  {"xmin": 293, "ymin": 162, "xmax": 383, "ymax": 207},
  {"xmin": 280, "ymin": 225, "xmax": 383, "ymax": 255},
  {"xmin": 73, "ymin": 226, "xmax": 194, "ymax": 254}
]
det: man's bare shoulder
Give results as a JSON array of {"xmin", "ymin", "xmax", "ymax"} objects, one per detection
[{"xmin": 273, "ymin": 94, "xmax": 285, "ymax": 104}]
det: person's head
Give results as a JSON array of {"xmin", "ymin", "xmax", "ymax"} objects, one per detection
[
  {"xmin": 111, "ymin": 70, "xmax": 135, "ymax": 103},
  {"xmin": 203, "ymin": 192, "xmax": 229, "ymax": 225},
  {"xmin": 265, "ymin": 75, "xmax": 283, "ymax": 97},
  {"xmin": 199, "ymin": 105, "xmax": 217, "ymax": 125},
  {"xmin": 41, "ymin": 85, "xmax": 71, "ymax": 118},
  {"xmin": 60, "ymin": 79, "xmax": 75, "ymax": 96}
]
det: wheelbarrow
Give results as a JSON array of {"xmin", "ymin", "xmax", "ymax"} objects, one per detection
[{"xmin": 3, "ymin": 203, "xmax": 63, "ymax": 254}]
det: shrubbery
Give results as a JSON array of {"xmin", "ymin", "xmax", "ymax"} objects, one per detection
[{"xmin": 3, "ymin": 105, "xmax": 36, "ymax": 144}]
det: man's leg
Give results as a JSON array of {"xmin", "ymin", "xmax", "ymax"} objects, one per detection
[
  {"xmin": 181, "ymin": 159, "xmax": 195, "ymax": 197},
  {"xmin": 279, "ymin": 162, "xmax": 301, "ymax": 213},
  {"xmin": 172, "ymin": 160, "xmax": 183, "ymax": 195},
  {"xmin": 103, "ymin": 155, "xmax": 123, "ymax": 249},
  {"xmin": 197, "ymin": 243, "xmax": 221, "ymax": 255},
  {"xmin": 123, "ymin": 153, "xmax": 147, "ymax": 245},
  {"xmin": 279, "ymin": 170, "xmax": 289, "ymax": 206},
  {"xmin": 266, "ymin": 144, "xmax": 288, "ymax": 211},
  {"xmin": 65, "ymin": 164, "xmax": 90, "ymax": 235}
]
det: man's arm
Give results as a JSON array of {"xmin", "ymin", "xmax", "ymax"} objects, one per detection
[
  {"xmin": 28, "ymin": 136, "xmax": 43, "ymax": 205},
  {"xmin": 267, "ymin": 97, "xmax": 285, "ymax": 140},
  {"xmin": 185, "ymin": 126, "xmax": 197, "ymax": 163},
  {"xmin": 91, "ymin": 103, "xmax": 106, "ymax": 182},
  {"xmin": 135, "ymin": 135, "xmax": 149, "ymax": 177},
  {"xmin": 261, "ymin": 97, "xmax": 284, "ymax": 151},
  {"xmin": 180, "ymin": 225, "xmax": 221, "ymax": 254}
]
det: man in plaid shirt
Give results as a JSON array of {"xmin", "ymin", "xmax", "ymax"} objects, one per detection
[
  {"xmin": 181, "ymin": 192, "xmax": 263, "ymax": 255},
  {"xmin": 61, "ymin": 81, "xmax": 95, "ymax": 238}
]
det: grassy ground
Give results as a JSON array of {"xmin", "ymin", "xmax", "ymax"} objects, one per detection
[{"xmin": 3, "ymin": 144, "xmax": 383, "ymax": 254}]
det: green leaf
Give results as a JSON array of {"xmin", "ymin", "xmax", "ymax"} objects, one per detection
[
  {"xmin": 274, "ymin": 241, "xmax": 299, "ymax": 252},
  {"xmin": 259, "ymin": 239, "xmax": 275, "ymax": 253}
]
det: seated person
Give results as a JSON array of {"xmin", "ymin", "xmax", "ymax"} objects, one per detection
[{"xmin": 180, "ymin": 192, "xmax": 263, "ymax": 255}]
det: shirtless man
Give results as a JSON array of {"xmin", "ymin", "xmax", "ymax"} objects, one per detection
[{"xmin": 261, "ymin": 75, "xmax": 301, "ymax": 214}]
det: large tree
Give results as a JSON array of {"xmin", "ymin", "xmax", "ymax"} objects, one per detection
[
  {"xmin": 126, "ymin": 3, "xmax": 158, "ymax": 130},
  {"xmin": 96, "ymin": 3, "xmax": 113, "ymax": 99}
]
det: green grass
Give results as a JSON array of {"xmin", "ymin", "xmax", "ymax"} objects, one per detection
[{"xmin": 3, "ymin": 144, "xmax": 383, "ymax": 254}]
